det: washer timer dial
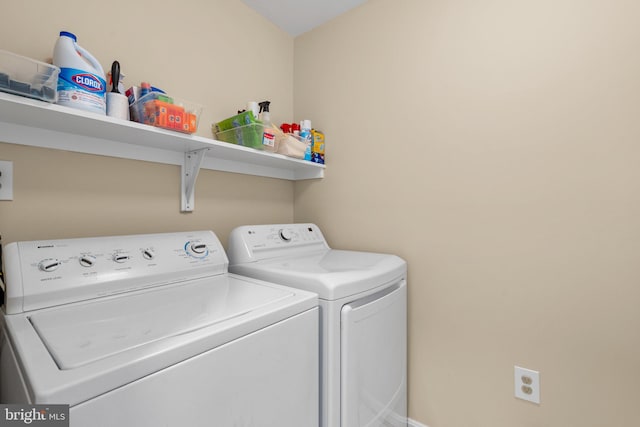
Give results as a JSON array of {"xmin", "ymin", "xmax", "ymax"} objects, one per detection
[
  {"xmin": 279, "ymin": 229, "xmax": 293, "ymax": 242},
  {"xmin": 185, "ymin": 241, "xmax": 209, "ymax": 259}
]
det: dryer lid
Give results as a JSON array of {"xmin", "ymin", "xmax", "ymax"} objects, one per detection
[
  {"xmin": 28, "ymin": 275, "xmax": 293, "ymax": 370},
  {"xmin": 229, "ymin": 249, "xmax": 406, "ymax": 300}
]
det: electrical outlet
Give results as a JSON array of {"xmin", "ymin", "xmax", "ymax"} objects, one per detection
[
  {"xmin": 515, "ymin": 366, "xmax": 540, "ymax": 404},
  {"xmin": 0, "ymin": 160, "xmax": 14, "ymax": 201}
]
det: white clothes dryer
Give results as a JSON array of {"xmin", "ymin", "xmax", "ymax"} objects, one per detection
[
  {"xmin": 0, "ymin": 231, "xmax": 319, "ymax": 427},
  {"xmin": 228, "ymin": 223, "xmax": 407, "ymax": 427}
]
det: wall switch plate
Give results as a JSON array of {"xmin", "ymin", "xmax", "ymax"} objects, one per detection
[
  {"xmin": 0, "ymin": 160, "xmax": 14, "ymax": 201},
  {"xmin": 515, "ymin": 366, "xmax": 540, "ymax": 404}
]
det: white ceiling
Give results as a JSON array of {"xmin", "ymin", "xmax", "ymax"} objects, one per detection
[{"xmin": 241, "ymin": 0, "xmax": 368, "ymax": 37}]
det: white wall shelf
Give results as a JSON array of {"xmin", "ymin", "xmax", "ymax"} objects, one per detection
[{"xmin": 0, "ymin": 92, "xmax": 324, "ymax": 211}]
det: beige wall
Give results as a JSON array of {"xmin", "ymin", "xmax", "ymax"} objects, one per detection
[
  {"xmin": 0, "ymin": 0, "xmax": 295, "ymax": 246},
  {"xmin": 294, "ymin": 0, "xmax": 640, "ymax": 426}
]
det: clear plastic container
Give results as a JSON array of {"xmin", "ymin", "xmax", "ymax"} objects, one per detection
[
  {"xmin": 276, "ymin": 133, "xmax": 308, "ymax": 159},
  {"xmin": 0, "ymin": 50, "xmax": 59, "ymax": 103},
  {"xmin": 216, "ymin": 123, "xmax": 280, "ymax": 152},
  {"xmin": 130, "ymin": 92, "xmax": 202, "ymax": 134}
]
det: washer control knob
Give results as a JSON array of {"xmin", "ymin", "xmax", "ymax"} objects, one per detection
[
  {"xmin": 38, "ymin": 258, "xmax": 61, "ymax": 272},
  {"xmin": 279, "ymin": 229, "xmax": 293, "ymax": 242},
  {"xmin": 113, "ymin": 254, "xmax": 130, "ymax": 264},
  {"xmin": 79, "ymin": 255, "xmax": 97, "ymax": 268},
  {"xmin": 190, "ymin": 243, "xmax": 207, "ymax": 254},
  {"xmin": 142, "ymin": 248, "xmax": 155, "ymax": 260}
]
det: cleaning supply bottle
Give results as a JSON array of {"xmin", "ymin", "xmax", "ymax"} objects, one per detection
[
  {"xmin": 311, "ymin": 129, "xmax": 325, "ymax": 164},
  {"xmin": 247, "ymin": 101, "xmax": 259, "ymax": 120},
  {"xmin": 53, "ymin": 31, "xmax": 106, "ymax": 115},
  {"xmin": 258, "ymin": 101, "xmax": 278, "ymax": 152},
  {"xmin": 258, "ymin": 101, "xmax": 271, "ymax": 122},
  {"xmin": 300, "ymin": 120, "xmax": 312, "ymax": 161},
  {"xmin": 140, "ymin": 82, "xmax": 151, "ymax": 97}
]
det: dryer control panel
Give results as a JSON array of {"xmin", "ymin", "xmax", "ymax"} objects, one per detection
[
  {"xmin": 3, "ymin": 231, "xmax": 227, "ymax": 314},
  {"xmin": 227, "ymin": 223, "xmax": 330, "ymax": 264}
]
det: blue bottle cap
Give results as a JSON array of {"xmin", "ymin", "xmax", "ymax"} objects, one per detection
[{"xmin": 59, "ymin": 31, "xmax": 77, "ymax": 41}]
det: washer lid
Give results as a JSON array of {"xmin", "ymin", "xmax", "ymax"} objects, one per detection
[
  {"xmin": 229, "ymin": 249, "xmax": 406, "ymax": 300},
  {"xmin": 5, "ymin": 274, "xmax": 317, "ymax": 406},
  {"xmin": 29, "ymin": 275, "xmax": 293, "ymax": 370}
]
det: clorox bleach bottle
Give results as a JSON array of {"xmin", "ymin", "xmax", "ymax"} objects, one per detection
[{"xmin": 53, "ymin": 31, "xmax": 106, "ymax": 115}]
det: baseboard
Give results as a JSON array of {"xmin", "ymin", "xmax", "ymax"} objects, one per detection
[{"xmin": 408, "ymin": 419, "xmax": 428, "ymax": 427}]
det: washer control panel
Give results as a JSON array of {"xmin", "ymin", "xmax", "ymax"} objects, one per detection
[
  {"xmin": 3, "ymin": 231, "xmax": 227, "ymax": 314},
  {"xmin": 227, "ymin": 223, "xmax": 330, "ymax": 264}
]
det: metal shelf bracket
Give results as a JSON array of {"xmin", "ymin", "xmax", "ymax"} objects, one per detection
[{"xmin": 181, "ymin": 148, "xmax": 209, "ymax": 212}]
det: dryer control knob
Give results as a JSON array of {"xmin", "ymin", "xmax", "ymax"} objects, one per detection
[
  {"xmin": 38, "ymin": 258, "xmax": 61, "ymax": 272},
  {"xmin": 279, "ymin": 229, "xmax": 293, "ymax": 242},
  {"xmin": 79, "ymin": 255, "xmax": 97, "ymax": 267},
  {"xmin": 142, "ymin": 248, "xmax": 155, "ymax": 260}
]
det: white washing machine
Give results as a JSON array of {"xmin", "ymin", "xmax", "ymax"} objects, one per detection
[
  {"xmin": 0, "ymin": 230, "xmax": 319, "ymax": 427},
  {"xmin": 228, "ymin": 223, "xmax": 407, "ymax": 427}
]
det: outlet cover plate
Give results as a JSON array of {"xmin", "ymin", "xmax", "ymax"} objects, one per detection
[
  {"xmin": 0, "ymin": 160, "xmax": 13, "ymax": 201},
  {"xmin": 515, "ymin": 365, "xmax": 540, "ymax": 404}
]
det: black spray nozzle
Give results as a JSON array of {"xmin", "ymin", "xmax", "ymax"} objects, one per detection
[{"xmin": 258, "ymin": 101, "xmax": 271, "ymax": 113}]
